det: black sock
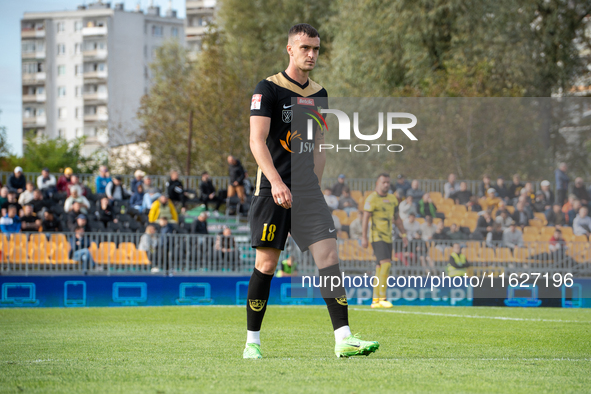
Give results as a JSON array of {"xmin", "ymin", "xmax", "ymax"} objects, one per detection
[
  {"xmin": 318, "ymin": 264, "xmax": 349, "ymax": 331},
  {"xmin": 246, "ymin": 268, "xmax": 274, "ymax": 331}
]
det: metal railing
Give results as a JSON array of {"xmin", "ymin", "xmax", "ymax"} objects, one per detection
[{"xmin": 1, "ymin": 233, "xmax": 588, "ymax": 277}]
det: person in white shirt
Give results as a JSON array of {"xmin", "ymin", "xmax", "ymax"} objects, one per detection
[
  {"xmin": 419, "ymin": 215, "xmax": 437, "ymax": 241},
  {"xmin": 398, "ymin": 195, "xmax": 417, "ymax": 221},
  {"xmin": 323, "ymin": 188, "xmax": 339, "ymax": 211},
  {"xmin": 403, "ymin": 213, "xmax": 421, "ymax": 241},
  {"xmin": 444, "ymin": 173, "xmax": 460, "ymax": 199},
  {"xmin": 64, "ymin": 186, "xmax": 90, "ymax": 213},
  {"xmin": 17, "ymin": 182, "xmax": 35, "ymax": 206},
  {"xmin": 36, "ymin": 168, "xmax": 57, "ymax": 197}
]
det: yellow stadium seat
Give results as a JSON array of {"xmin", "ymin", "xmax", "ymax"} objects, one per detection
[
  {"xmin": 118, "ymin": 242, "xmax": 137, "ymax": 258},
  {"xmin": 533, "ymin": 212, "xmax": 548, "ymax": 226},
  {"xmin": 506, "ymin": 206, "xmax": 515, "ymax": 214},
  {"xmin": 429, "ymin": 247, "xmax": 445, "ymax": 262},
  {"xmin": 451, "ymin": 205, "xmax": 467, "ymax": 214},
  {"xmin": 333, "ymin": 209, "xmax": 348, "ymax": 225},
  {"xmin": 130, "ymin": 250, "xmax": 151, "ymax": 265},
  {"xmin": 430, "ymin": 192, "xmax": 443, "ymax": 201},
  {"xmin": 461, "ymin": 219, "xmax": 477, "ymax": 232},
  {"xmin": 444, "ymin": 218, "xmax": 460, "ymax": 227},
  {"xmin": 529, "ymin": 219, "xmax": 543, "ymax": 228},
  {"xmin": 433, "ymin": 218, "xmax": 442, "ymax": 225},
  {"xmin": 416, "ymin": 218, "xmax": 425, "ymax": 224},
  {"xmin": 337, "ymin": 231, "xmax": 349, "ymax": 239},
  {"xmin": 465, "ymin": 241, "xmax": 483, "ymax": 249},
  {"xmin": 0, "ymin": 234, "xmax": 9, "ymax": 263},
  {"xmin": 350, "ymin": 190, "xmax": 362, "ymax": 202},
  {"xmin": 464, "ymin": 247, "xmax": 480, "ymax": 262},
  {"xmin": 9, "ymin": 247, "xmax": 28, "ymax": 264},
  {"xmin": 10, "ymin": 234, "xmax": 28, "ymax": 247},
  {"xmin": 29, "ymin": 233, "xmax": 48, "ymax": 249},
  {"xmin": 479, "ymin": 248, "xmax": 496, "ymax": 262},
  {"xmin": 50, "ymin": 233, "xmax": 68, "ymax": 246},
  {"xmin": 560, "ymin": 226, "xmax": 573, "ymax": 237},
  {"xmin": 51, "ymin": 247, "xmax": 76, "ymax": 265},
  {"xmin": 348, "ymin": 211, "xmax": 359, "ymax": 221},
  {"xmin": 523, "ymin": 233, "xmax": 539, "ymax": 242},
  {"xmin": 495, "ymin": 247, "xmax": 513, "ymax": 262},
  {"xmin": 30, "ymin": 247, "xmax": 51, "ymax": 264},
  {"xmin": 363, "ymin": 190, "xmax": 373, "ymax": 199},
  {"xmin": 523, "ymin": 226, "xmax": 540, "ymax": 235},
  {"xmin": 574, "ymin": 235, "xmax": 588, "ymax": 243},
  {"xmin": 111, "ymin": 249, "xmax": 130, "ymax": 264},
  {"xmin": 93, "ymin": 243, "xmax": 116, "ymax": 264}
]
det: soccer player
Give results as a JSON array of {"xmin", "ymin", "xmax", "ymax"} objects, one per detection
[
  {"xmin": 361, "ymin": 173, "xmax": 406, "ymax": 309},
  {"xmin": 245, "ymin": 23, "xmax": 379, "ymax": 359}
]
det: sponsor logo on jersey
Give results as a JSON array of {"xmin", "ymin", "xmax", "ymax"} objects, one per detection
[
  {"xmin": 297, "ymin": 97, "xmax": 315, "ymax": 106},
  {"xmin": 280, "ymin": 130, "xmax": 302, "ymax": 153},
  {"xmin": 282, "ymin": 110, "xmax": 293, "ymax": 123},
  {"xmin": 251, "ymin": 94, "xmax": 262, "ymax": 110},
  {"xmin": 248, "ymin": 299, "xmax": 266, "ymax": 312}
]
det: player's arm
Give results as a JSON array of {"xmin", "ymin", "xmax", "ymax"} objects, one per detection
[
  {"xmin": 313, "ymin": 124, "xmax": 326, "ymax": 185},
  {"xmin": 361, "ymin": 210, "xmax": 371, "ymax": 249},
  {"xmin": 250, "ymin": 116, "xmax": 292, "ymax": 209}
]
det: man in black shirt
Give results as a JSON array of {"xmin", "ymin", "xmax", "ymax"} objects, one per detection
[
  {"xmin": 190, "ymin": 212, "xmax": 209, "ymax": 235},
  {"xmin": 1, "ymin": 192, "xmax": 23, "ymax": 217},
  {"xmin": 31, "ymin": 189, "xmax": 50, "ymax": 214},
  {"xmin": 21, "ymin": 204, "xmax": 41, "ymax": 232},
  {"xmin": 227, "ymin": 156, "xmax": 246, "ymax": 204},
  {"xmin": 199, "ymin": 172, "xmax": 222, "ymax": 211},
  {"xmin": 66, "ymin": 201, "xmax": 84, "ymax": 231},
  {"xmin": 244, "ymin": 23, "xmax": 378, "ymax": 360},
  {"xmin": 166, "ymin": 170, "xmax": 186, "ymax": 209},
  {"xmin": 41, "ymin": 210, "xmax": 61, "ymax": 232},
  {"xmin": 451, "ymin": 181, "xmax": 472, "ymax": 205}
]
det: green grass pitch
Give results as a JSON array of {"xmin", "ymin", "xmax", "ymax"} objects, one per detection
[{"xmin": 1, "ymin": 305, "xmax": 590, "ymax": 393}]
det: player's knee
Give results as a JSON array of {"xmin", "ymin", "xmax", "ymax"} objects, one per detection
[{"xmin": 255, "ymin": 259, "xmax": 278, "ymax": 275}]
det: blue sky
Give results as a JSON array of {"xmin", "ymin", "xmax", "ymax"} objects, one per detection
[{"xmin": 0, "ymin": 0, "xmax": 186, "ymax": 156}]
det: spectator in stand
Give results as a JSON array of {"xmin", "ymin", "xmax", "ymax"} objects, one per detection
[
  {"xmin": 512, "ymin": 201, "xmax": 532, "ymax": 228},
  {"xmin": 215, "ymin": 226, "xmax": 237, "ymax": 265},
  {"xmin": 539, "ymin": 180, "xmax": 554, "ymax": 209},
  {"xmin": 522, "ymin": 182, "xmax": 536, "ymax": 205},
  {"xmin": 227, "ymin": 156, "xmax": 246, "ymax": 204},
  {"xmin": 96, "ymin": 197, "xmax": 117, "ymax": 227},
  {"xmin": 131, "ymin": 170, "xmax": 145, "ymax": 193},
  {"xmin": 20, "ymin": 204, "xmax": 40, "ymax": 232},
  {"xmin": 398, "ymin": 195, "xmax": 417, "ymax": 221},
  {"xmin": 0, "ymin": 187, "xmax": 7, "ymax": 208},
  {"xmin": 106, "ymin": 176, "xmax": 129, "ymax": 201},
  {"xmin": 66, "ymin": 175, "xmax": 88, "ymax": 197},
  {"xmin": 69, "ymin": 226, "xmax": 94, "ymax": 271},
  {"xmin": 64, "ymin": 186, "xmax": 90, "ymax": 213},
  {"xmin": 407, "ymin": 179, "xmax": 424, "ymax": 200},
  {"xmin": 243, "ymin": 172, "xmax": 254, "ymax": 196},
  {"xmin": 7, "ymin": 167, "xmax": 26, "ymax": 195},
  {"xmin": 546, "ymin": 204, "xmax": 567, "ymax": 227},
  {"xmin": 495, "ymin": 200, "xmax": 510, "ymax": 218},
  {"xmin": 486, "ymin": 222, "xmax": 504, "ymax": 248},
  {"xmin": 573, "ymin": 207, "xmax": 591, "ymax": 237},
  {"xmin": 17, "ymin": 182, "xmax": 35, "ymax": 206},
  {"xmin": 95, "ymin": 165, "xmax": 111, "ymax": 195},
  {"xmin": 476, "ymin": 209, "xmax": 494, "ymax": 237},
  {"xmin": 331, "ymin": 174, "xmax": 347, "ymax": 197},
  {"xmin": 142, "ymin": 180, "xmax": 161, "ymax": 214},
  {"xmin": 393, "ymin": 174, "xmax": 411, "ymax": 196},
  {"xmin": 57, "ymin": 167, "xmax": 73, "ymax": 193},
  {"xmin": 572, "ymin": 177, "xmax": 589, "ymax": 207},
  {"xmin": 66, "ymin": 201, "xmax": 84, "ymax": 230},
  {"xmin": 418, "ymin": 193, "xmax": 439, "ymax": 219},
  {"xmin": 508, "ymin": 174, "xmax": 524, "ymax": 201},
  {"xmin": 73, "ymin": 214, "xmax": 92, "ymax": 233},
  {"xmin": 495, "ymin": 210, "xmax": 513, "ymax": 229},
  {"xmin": 503, "ymin": 220, "xmax": 523, "ymax": 249},
  {"xmin": 555, "ymin": 162, "xmax": 569, "ymax": 206},
  {"xmin": 149, "ymin": 195, "xmax": 178, "ymax": 223},
  {"xmin": 482, "ymin": 188, "xmax": 501, "ymax": 211},
  {"xmin": 403, "ymin": 213, "xmax": 420, "ymax": 241},
  {"xmin": 494, "ymin": 176, "xmax": 509, "ymax": 202},
  {"xmin": 432, "ymin": 222, "xmax": 450, "ymax": 244},
  {"xmin": 532, "ymin": 191, "xmax": 547, "ymax": 213},
  {"xmin": 478, "ymin": 174, "xmax": 493, "ymax": 197},
  {"xmin": 0, "ymin": 205, "xmax": 21, "ymax": 234},
  {"xmin": 567, "ymin": 200, "xmax": 582, "ymax": 227},
  {"xmin": 452, "ymin": 182, "xmax": 472, "ymax": 205},
  {"xmin": 31, "ymin": 189, "xmax": 49, "ymax": 214},
  {"xmin": 467, "ymin": 195, "xmax": 482, "ymax": 212},
  {"xmin": 191, "ymin": 212, "xmax": 209, "ymax": 235},
  {"xmin": 443, "ymin": 173, "xmax": 460, "ymax": 199},
  {"xmin": 323, "ymin": 188, "xmax": 339, "ymax": 211},
  {"xmin": 199, "ymin": 172, "xmax": 222, "ymax": 211},
  {"xmin": 517, "ymin": 192, "xmax": 534, "ymax": 216},
  {"xmin": 549, "ymin": 228, "xmax": 567, "ymax": 256},
  {"xmin": 41, "ymin": 209, "xmax": 61, "ymax": 232},
  {"xmin": 130, "ymin": 184, "xmax": 145, "ymax": 212},
  {"xmin": 447, "ymin": 223, "xmax": 464, "ymax": 241},
  {"xmin": 1, "ymin": 192, "xmax": 23, "ymax": 217},
  {"xmin": 447, "ymin": 243, "xmax": 471, "ymax": 277},
  {"xmin": 166, "ymin": 170, "xmax": 187, "ymax": 210},
  {"xmin": 36, "ymin": 168, "xmax": 57, "ymax": 198},
  {"xmin": 349, "ymin": 216, "xmax": 363, "ymax": 241},
  {"xmin": 338, "ymin": 187, "xmax": 358, "ymax": 214},
  {"xmin": 138, "ymin": 225, "xmax": 159, "ymax": 261},
  {"xmin": 420, "ymin": 215, "xmax": 437, "ymax": 241}
]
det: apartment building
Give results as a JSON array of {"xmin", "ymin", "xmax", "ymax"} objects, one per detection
[
  {"xmin": 185, "ymin": 0, "xmax": 216, "ymax": 53},
  {"xmin": 21, "ymin": 1, "xmax": 184, "ymax": 155}
]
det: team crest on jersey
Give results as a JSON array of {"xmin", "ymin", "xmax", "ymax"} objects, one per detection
[
  {"xmin": 335, "ymin": 296, "xmax": 348, "ymax": 306},
  {"xmin": 282, "ymin": 110, "xmax": 292, "ymax": 123},
  {"xmin": 249, "ymin": 299, "xmax": 266, "ymax": 312}
]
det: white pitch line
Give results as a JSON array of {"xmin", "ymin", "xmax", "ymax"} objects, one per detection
[{"xmin": 350, "ymin": 308, "xmax": 591, "ymax": 323}]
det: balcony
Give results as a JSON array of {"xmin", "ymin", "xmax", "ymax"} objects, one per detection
[
  {"xmin": 186, "ymin": 0, "xmax": 216, "ymax": 9},
  {"xmin": 83, "ymin": 91, "xmax": 108, "ymax": 102},
  {"xmin": 84, "ymin": 113, "xmax": 108, "ymax": 122},
  {"xmin": 83, "ymin": 49, "xmax": 108, "ymax": 59},
  {"xmin": 22, "ymin": 92, "xmax": 46, "ymax": 103},
  {"xmin": 23, "ymin": 115, "xmax": 46, "ymax": 127},
  {"xmin": 22, "ymin": 50, "xmax": 46, "ymax": 59},
  {"xmin": 21, "ymin": 29, "xmax": 45, "ymax": 38},
  {"xmin": 186, "ymin": 26, "xmax": 207, "ymax": 36},
  {"xmin": 83, "ymin": 70, "xmax": 108, "ymax": 80},
  {"xmin": 22, "ymin": 72, "xmax": 46, "ymax": 84},
  {"xmin": 82, "ymin": 26, "xmax": 107, "ymax": 36}
]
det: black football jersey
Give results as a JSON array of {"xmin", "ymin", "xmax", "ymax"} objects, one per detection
[{"xmin": 250, "ymin": 71, "xmax": 328, "ymax": 197}]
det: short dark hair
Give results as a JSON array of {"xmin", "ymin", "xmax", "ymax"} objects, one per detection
[
  {"xmin": 377, "ymin": 173, "xmax": 390, "ymax": 180},
  {"xmin": 288, "ymin": 23, "xmax": 319, "ymax": 40}
]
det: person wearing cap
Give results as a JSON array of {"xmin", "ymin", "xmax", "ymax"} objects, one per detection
[
  {"xmin": 539, "ymin": 180, "xmax": 554, "ymax": 209},
  {"xmin": 331, "ymin": 174, "xmax": 347, "ymax": 197},
  {"xmin": 105, "ymin": 176, "xmax": 129, "ymax": 201},
  {"xmin": 131, "ymin": 170, "xmax": 145, "ymax": 194},
  {"xmin": 502, "ymin": 220, "xmax": 523, "ymax": 249},
  {"xmin": 494, "ymin": 176, "xmax": 509, "ymax": 201},
  {"xmin": 7, "ymin": 167, "xmax": 26, "ymax": 195},
  {"xmin": 482, "ymin": 187, "xmax": 501, "ymax": 211},
  {"xmin": 443, "ymin": 173, "xmax": 459, "ymax": 199},
  {"xmin": 20, "ymin": 204, "xmax": 41, "ymax": 232},
  {"xmin": 74, "ymin": 213, "xmax": 92, "ymax": 232},
  {"xmin": 36, "ymin": 168, "xmax": 57, "ymax": 198},
  {"xmin": 69, "ymin": 226, "xmax": 95, "ymax": 271},
  {"xmin": 393, "ymin": 174, "xmax": 411, "ymax": 196},
  {"xmin": 57, "ymin": 167, "xmax": 74, "ymax": 192},
  {"xmin": 95, "ymin": 165, "xmax": 111, "ymax": 195}
]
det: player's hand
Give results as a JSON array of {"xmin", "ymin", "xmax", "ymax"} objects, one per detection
[
  {"xmin": 361, "ymin": 237, "xmax": 368, "ymax": 248},
  {"xmin": 271, "ymin": 180, "xmax": 292, "ymax": 209}
]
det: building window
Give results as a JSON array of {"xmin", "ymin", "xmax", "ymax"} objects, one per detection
[
  {"xmin": 37, "ymin": 87, "xmax": 45, "ymax": 95},
  {"xmin": 58, "ymin": 129, "xmax": 65, "ymax": 138},
  {"xmin": 152, "ymin": 25, "xmax": 163, "ymax": 37},
  {"xmin": 57, "ymin": 65, "xmax": 66, "ymax": 75},
  {"xmin": 57, "ymin": 22, "xmax": 65, "ymax": 32},
  {"xmin": 98, "ymin": 63, "xmax": 106, "ymax": 71},
  {"xmin": 75, "ymin": 65, "xmax": 82, "ymax": 75},
  {"xmin": 57, "ymin": 86, "xmax": 66, "ymax": 97},
  {"xmin": 74, "ymin": 43, "xmax": 81, "ymax": 54},
  {"xmin": 58, "ymin": 108, "xmax": 67, "ymax": 119},
  {"xmin": 74, "ymin": 21, "xmax": 83, "ymax": 31},
  {"xmin": 75, "ymin": 86, "xmax": 82, "ymax": 97},
  {"xmin": 172, "ymin": 27, "xmax": 178, "ymax": 37},
  {"xmin": 22, "ymin": 41, "xmax": 35, "ymax": 53},
  {"xmin": 57, "ymin": 43, "xmax": 66, "ymax": 55},
  {"xmin": 144, "ymin": 45, "xmax": 147, "ymax": 57},
  {"xmin": 22, "ymin": 62, "xmax": 36, "ymax": 74},
  {"xmin": 75, "ymin": 107, "xmax": 82, "ymax": 119},
  {"xmin": 38, "ymin": 108, "xmax": 45, "ymax": 117},
  {"xmin": 152, "ymin": 47, "xmax": 157, "ymax": 59}
]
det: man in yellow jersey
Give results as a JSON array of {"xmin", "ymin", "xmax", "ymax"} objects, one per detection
[{"xmin": 361, "ymin": 173, "xmax": 406, "ymax": 308}]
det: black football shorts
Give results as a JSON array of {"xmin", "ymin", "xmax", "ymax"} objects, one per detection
[
  {"xmin": 249, "ymin": 191, "xmax": 337, "ymax": 252},
  {"xmin": 371, "ymin": 241, "xmax": 393, "ymax": 262}
]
